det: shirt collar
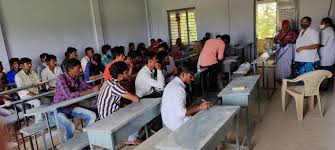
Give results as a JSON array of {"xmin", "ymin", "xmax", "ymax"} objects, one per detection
[
  {"xmin": 144, "ymin": 65, "xmax": 154, "ymax": 74},
  {"xmin": 175, "ymin": 77, "xmax": 186, "ymax": 88},
  {"xmin": 64, "ymin": 72, "xmax": 76, "ymax": 82}
]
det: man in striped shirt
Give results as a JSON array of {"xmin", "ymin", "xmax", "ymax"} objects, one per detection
[{"xmin": 97, "ymin": 61, "xmax": 140, "ymax": 144}]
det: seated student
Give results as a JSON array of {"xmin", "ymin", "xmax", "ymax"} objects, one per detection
[
  {"xmin": 101, "ymin": 44, "xmax": 113, "ymax": 66},
  {"xmin": 81, "ymin": 47, "xmax": 94, "ymax": 72},
  {"xmin": 222, "ymin": 34, "xmax": 233, "ymax": 57},
  {"xmin": 62, "ymin": 47, "xmax": 78, "ymax": 71},
  {"xmin": 172, "ymin": 38, "xmax": 186, "ymax": 60},
  {"xmin": 148, "ymin": 39, "xmax": 159, "ymax": 52},
  {"xmin": 128, "ymin": 42, "xmax": 136, "ymax": 55},
  {"xmin": 97, "ymin": 61, "xmax": 140, "ymax": 144},
  {"xmin": 137, "ymin": 43, "xmax": 147, "ymax": 53},
  {"xmin": 161, "ymin": 63, "xmax": 212, "ymax": 131},
  {"xmin": 37, "ymin": 53, "xmax": 49, "ymax": 78},
  {"xmin": 127, "ymin": 50, "xmax": 143, "ymax": 74},
  {"xmin": 84, "ymin": 54, "xmax": 105, "ymax": 84},
  {"xmin": 104, "ymin": 47, "xmax": 127, "ymax": 80},
  {"xmin": 158, "ymin": 43, "xmax": 177, "ymax": 82},
  {"xmin": 15, "ymin": 58, "xmax": 42, "ymax": 123},
  {"xmin": 41, "ymin": 55, "xmax": 63, "ymax": 90},
  {"xmin": 53, "ymin": 59, "xmax": 99, "ymax": 140},
  {"xmin": 6, "ymin": 58, "xmax": 20, "ymax": 85},
  {"xmin": 135, "ymin": 52, "xmax": 165, "ymax": 98},
  {"xmin": 157, "ymin": 51, "xmax": 175, "ymax": 83}
]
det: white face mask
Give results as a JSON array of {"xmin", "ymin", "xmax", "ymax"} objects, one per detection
[{"xmin": 320, "ymin": 25, "xmax": 326, "ymax": 30}]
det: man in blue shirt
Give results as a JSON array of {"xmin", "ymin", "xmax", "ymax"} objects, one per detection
[{"xmin": 6, "ymin": 58, "xmax": 20, "ymax": 85}]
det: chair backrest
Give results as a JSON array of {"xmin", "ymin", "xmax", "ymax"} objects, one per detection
[{"xmin": 294, "ymin": 70, "xmax": 332, "ymax": 96}]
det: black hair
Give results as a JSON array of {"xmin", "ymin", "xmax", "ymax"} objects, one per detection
[
  {"xmin": 177, "ymin": 63, "xmax": 194, "ymax": 76},
  {"xmin": 216, "ymin": 35, "xmax": 222, "ymax": 38},
  {"xmin": 102, "ymin": 44, "xmax": 111, "ymax": 55},
  {"xmin": 137, "ymin": 43, "xmax": 146, "ymax": 51},
  {"xmin": 157, "ymin": 51, "xmax": 169, "ymax": 64},
  {"xmin": 158, "ymin": 42, "xmax": 169, "ymax": 51},
  {"xmin": 40, "ymin": 53, "xmax": 48, "ymax": 60},
  {"xmin": 63, "ymin": 58, "xmax": 81, "ymax": 72},
  {"xmin": 65, "ymin": 47, "xmax": 77, "ymax": 59},
  {"xmin": 322, "ymin": 17, "xmax": 335, "ymax": 30},
  {"xmin": 20, "ymin": 57, "xmax": 32, "ymax": 64},
  {"xmin": 129, "ymin": 42, "xmax": 135, "ymax": 47},
  {"xmin": 221, "ymin": 34, "xmax": 231, "ymax": 44},
  {"xmin": 109, "ymin": 61, "xmax": 128, "ymax": 79},
  {"xmin": 85, "ymin": 47, "xmax": 94, "ymax": 55},
  {"xmin": 128, "ymin": 50, "xmax": 141, "ymax": 58},
  {"xmin": 112, "ymin": 47, "xmax": 125, "ymax": 60},
  {"xmin": 150, "ymin": 39, "xmax": 156, "ymax": 42},
  {"xmin": 92, "ymin": 53, "xmax": 102, "ymax": 64},
  {"xmin": 157, "ymin": 39, "xmax": 163, "ymax": 43},
  {"xmin": 46, "ymin": 55, "xmax": 57, "ymax": 62},
  {"xmin": 302, "ymin": 16, "xmax": 312, "ymax": 23},
  {"xmin": 144, "ymin": 51, "xmax": 157, "ymax": 63},
  {"xmin": 9, "ymin": 58, "xmax": 19, "ymax": 65}
]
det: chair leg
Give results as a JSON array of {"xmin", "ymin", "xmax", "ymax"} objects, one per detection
[
  {"xmin": 308, "ymin": 96, "xmax": 315, "ymax": 111},
  {"xmin": 282, "ymin": 91, "xmax": 287, "ymax": 112},
  {"xmin": 317, "ymin": 94, "xmax": 323, "ymax": 117},
  {"xmin": 295, "ymin": 96, "xmax": 304, "ymax": 120}
]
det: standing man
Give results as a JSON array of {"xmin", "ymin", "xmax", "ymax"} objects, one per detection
[
  {"xmin": 81, "ymin": 47, "xmax": 94, "ymax": 72},
  {"xmin": 161, "ymin": 63, "xmax": 211, "ymax": 131},
  {"xmin": 198, "ymin": 36, "xmax": 225, "ymax": 91},
  {"xmin": 295, "ymin": 16, "xmax": 320, "ymax": 76}
]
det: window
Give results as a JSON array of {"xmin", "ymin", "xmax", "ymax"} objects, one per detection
[
  {"xmin": 256, "ymin": 2, "xmax": 277, "ymax": 39},
  {"xmin": 168, "ymin": 8, "xmax": 197, "ymax": 46}
]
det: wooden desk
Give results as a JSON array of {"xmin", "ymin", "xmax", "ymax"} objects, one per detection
[
  {"xmin": 84, "ymin": 98, "xmax": 161, "ymax": 150},
  {"xmin": 156, "ymin": 106, "xmax": 241, "ymax": 150}
]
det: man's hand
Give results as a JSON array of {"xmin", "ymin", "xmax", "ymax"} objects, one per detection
[
  {"xmin": 91, "ymin": 85, "xmax": 100, "ymax": 93},
  {"xmin": 199, "ymin": 100, "xmax": 212, "ymax": 110},
  {"xmin": 155, "ymin": 63, "xmax": 161, "ymax": 70},
  {"xmin": 3, "ymin": 100, "xmax": 11, "ymax": 107}
]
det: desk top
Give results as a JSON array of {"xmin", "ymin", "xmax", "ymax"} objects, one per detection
[
  {"xmin": 156, "ymin": 106, "xmax": 240, "ymax": 150},
  {"xmin": 25, "ymin": 92, "xmax": 98, "ymax": 116},
  {"xmin": 218, "ymin": 75, "xmax": 260, "ymax": 97},
  {"xmin": 84, "ymin": 98, "xmax": 161, "ymax": 133},
  {"xmin": 251, "ymin": 51, "xmax": 276, "ymax": 64},
  {"xmin": 175, "ymin": 54, "xmax": 199, "ymax": 63}
]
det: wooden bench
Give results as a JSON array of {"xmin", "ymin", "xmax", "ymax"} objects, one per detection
[
  {"xmin": 57, "ymin": 132, "xmax": 89, "ymax": 150},
  {"xmin": 134, "ymin": 127, "xmax": 171, "ymax": 150}
]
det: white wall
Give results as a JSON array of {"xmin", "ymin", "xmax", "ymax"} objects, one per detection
[
  {"xmin": 0, "ymin": 0, "xmax": 96, "ymax": 70},
  {"xmin": 147, "ymin": 0, "xmax": 255, "ymax": 45},
  {"xmin": 100, "ymin": 0, "xmax": 148, "ymax": 52},
  {"xmin": 299, "ymin": 0, "xmax": 335, "ymax": 30}
]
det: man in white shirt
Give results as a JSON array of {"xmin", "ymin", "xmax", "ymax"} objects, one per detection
[
  {"xmin": 41, "ymin": 55, "xmax": 63, "ymax": 90},
  {"xmin": 161, "ymin": 63, "xmax": 212, "ymax": 131},
  {"xmin": 158, "ymin": 43, "xmax": 178, "ymax": 82},
  {"xmin": 295, "ymin": 16, "xmax": 320, "ymax": 76},
  {"xmin": 81, "ymin": 47, "xmax": 94, "ymax": 72},
  {"xmin": 15, "ymin": 58, "xmax": 42, "ymax": 123},
  {"xmin": 135, "ymin": 52, "xmax": 165, "ymax": 98}
]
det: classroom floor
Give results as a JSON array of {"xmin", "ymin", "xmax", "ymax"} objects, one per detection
[{"xmin": 10, "ymin": 67, "xmax": 335, "ymax": 150}]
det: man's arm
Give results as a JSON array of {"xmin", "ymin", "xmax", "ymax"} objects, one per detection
[
  {"xmin": 296, "ymin": 44, "xmax": 319, "ymax": 52},
  {"xmin": 217, "ymin": 41, "xmax": 225, "ymax": 60},
  {"xmin": 122, "ymin": 92, "xmax": 139, "ymax": 102},
  {"xmin": 186, "ymin": 101, "xmax": 212, "ymax": 116}
]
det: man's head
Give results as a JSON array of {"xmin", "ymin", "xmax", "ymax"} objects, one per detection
[
  {"xmin": 0, "ymin": 61, "xmax": 3, "ymax": 73},
  {"xmin": 109, "ymin": 61, "xmax": 129, "ymax": 81},
  {"xmin": 157, "ymin": 42, "xmax": 169, "ymax": 52},
  {"xmin": 157, "ymin": 51, "xmax": 170, "ymax": 66},
  {"xmin": 205, "ymin": 32, "xmax": 211, "ymax": 39},
  {"xmin": 63, "ymin": 58, "xmax": 82, "ymax": 77},
  {"xmin": 150, "ymin": 39, "xmax": 156, "ymax": 45},
  {"xmin": 176, "ymin": 38, "xmax": 182, "ymax": 45},
  {"xmin": 144, "ymin": 51, "xmax": 158, "ymax": 67},
  {"xmin": 102, "ymin": 44, "xmax": 112, "ymax": 55},
  {"xmin": 112, "ymin": 47, "xmax": 125, "ymax": 61},
  {"xmin": 320, "ymin": 17, "xmax": 334, "ymax": 29},
  {"xmin": 128, "ymin": 51, "xmax": 142, "ymax": 64},
  {"xmin": 85, "ymin": 47, "xmax": 94, "ymax": 59},
  {"xmin": 129, "ymin": 43, "xmax": 135, "ymax": 51},
  {"xmin": 65, "ymin": 47, "xmax": 77, "ymax": 59},
  {"xmin": 157, "ymin": 39, "xmax": 163, "ymax": 43},
  {"xmin": 20, "ymin": 57, "xmax": 32, "ymax": 72},
  {"xmin": 301, "ymin": 16, "xmax": 312, "ymax": 30},
  {"xmin": 9, "ymin": 58, "xmax": 20, "ymax": 71},
  {"xmin": 177, "ymin": 63, "xmax": 194, "ymax": 85},
  {"xmin": 221, "ymin": 34, "xmax": 231, "ymax": 45},
  {"xmin": 92, "ymin": 54, "xmax": 102, "ymax": 65},
  {"xmin": 40, "ymin": 53, "xmax": 48, "ymax": 63},
  {"xmin": 46, "ymin": 55, "xmax": 57, "ymax": 68},
  {"xmin": 137, "ymin": 43, "xmax": 146, "ymax": 52}
]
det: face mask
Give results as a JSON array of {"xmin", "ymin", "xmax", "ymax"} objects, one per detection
[
  {"xmin": 300, "ymin": 23, "xmax": 310, "ymax": 29},
  {"xmin": 320, "ymin": 25, "xmax": 326, "ymax": 30}
]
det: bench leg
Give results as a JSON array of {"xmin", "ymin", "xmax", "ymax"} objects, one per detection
[
  {"xmin": 33, "ymin": 133, "xmax": 39, "ymax": 150},
  {"xmin": 41, "ymin": 130, "xmax": 47, "ymax": 150},
  {"xmin": 236, "ymin": 112, "xmax": 240, "ymax": 150},
  {"xmin": 144, "ymin": 125, "xmax": 149, "ymax": 139}
]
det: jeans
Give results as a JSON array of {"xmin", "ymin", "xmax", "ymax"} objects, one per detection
[
  {"xmin": 296, "ymin": 62, "xmax": 317, "ymax": 76},
  {"xmin": 56, "ymin": 107, "xmax": 96, "ymax": 140},
  {"xmin": 19, "ymin": 95, "xmax": 42, "ymax": 123}
]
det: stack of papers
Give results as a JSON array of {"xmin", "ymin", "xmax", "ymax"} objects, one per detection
[{"xmin": 233, "ymin": 62, "xmax": 251, "ymax": 74}]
